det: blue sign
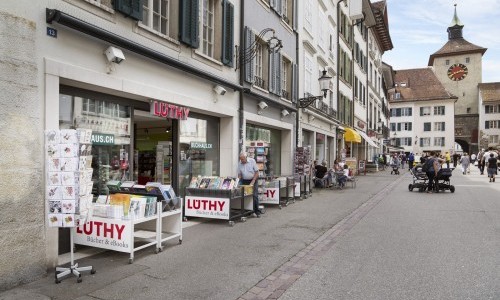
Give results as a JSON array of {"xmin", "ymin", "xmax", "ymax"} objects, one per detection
[{"xmin": 46, "ymin": 27, "xmax": 57, "ymax": 38}]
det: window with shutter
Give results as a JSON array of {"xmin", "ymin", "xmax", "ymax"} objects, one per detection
[
  {"xmin": 221, "ymin": 0, "xmax": 234, "ymax": 66},
  {"xmin": 244, "ymin": 27, "xmax": 255, "ymax": 84},
  {"xmin": 114, "ymin": 0, "xmax": 143, "ymax": 21},
  {"xmin": 179, "ymin": 0, "xmax": 199, "ymax": 48}
]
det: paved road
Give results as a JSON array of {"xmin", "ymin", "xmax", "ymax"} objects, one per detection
[{"xmin": 0, "ymin": 166, "xmax": 498, "ymax": 300}]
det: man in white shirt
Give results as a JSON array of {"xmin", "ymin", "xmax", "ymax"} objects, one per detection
[{"xmin": 238, "ymin": 152, "xmax": 261, "ymax": 217}]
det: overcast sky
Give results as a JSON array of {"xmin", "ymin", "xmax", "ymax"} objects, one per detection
[{"xmin": 382, "ymin": 0, "xmax": 500, "ymax": 83}]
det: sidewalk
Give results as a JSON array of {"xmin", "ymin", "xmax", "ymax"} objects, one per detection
[{"xmin": 0, "ymin": 170, "xmax": 403, "ymax": 300}]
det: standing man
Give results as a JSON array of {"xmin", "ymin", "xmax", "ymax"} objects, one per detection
[
  {"xmin": 426, "ymin": 151, "xmax": 444, "ymax": 193},
  {"xmin": 238, "ymin": 152, "xmax": 261, "ymax": 218},
  {"xmin": 408, "ymin": 152, "xmax": 415, "ymax": 170},
  {"xmin": 445, "ymin": 151, "xmax": 451, "ymax": 169},
  {"xmin": 477, "ymin": 149, "xmax": 485, "ymax": 175}
]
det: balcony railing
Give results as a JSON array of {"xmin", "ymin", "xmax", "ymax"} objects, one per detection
[{"xmin": 254, "ymin": 76, "xmax": 266, "ymax": 89}]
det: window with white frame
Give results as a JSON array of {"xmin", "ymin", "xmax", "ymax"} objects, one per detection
[
  {"xmin": 434, "ymin": 106, "xmax": 445, "ymax": 115},
  {"xmin": 253, "ymin": 38, "xmax": 266, "ymax": 89},
  {"xmin": 304, "ymin": 54, "xmax": 313, "ymax": 94},
  {"xmin": 485, "ymin": 105, "xmax": 499, "ymax": 114},
  {"xmin": 390, "ymin": 107, "xmax": 412, "ymax": 117},
  {"xmin": 434, "ymin": 137, "xmax": 445, "ymax": 146},
  {"xmin": 281, "ymin": 56, "xmax": 292, "ymax": 100},
  {"xmin": 318, "ymin": 10, "xmax": 327, "ymax": 50},
  {"xmin": 142, "ymin": 0, "xmax": 172, "ymax": 37},
  {"xmin": 485, "ymin": 120, "xmax": 499, "ymax": 129},
  {"xmin": 489, "ymin": 135, "xmax": 499, "ymax": 144},
  {"xmin": 201, "ymin": 0, "xmax": 215, "ymax": 57},
  {"xmin": 420, "ymin": 106, "xmax": 431, "ymax": 116},
  {"xmin": 390, "ymin": 122, "xmax": 396, "ymax": 132},
  {"xmin": 434, "ymin": 122, "xmax": 445, "ymax": 131},
  {"xmin": 423, "ymin": 122, "xmax": 431, "ymax": 131},
  {"xmin": 304, "ymin": 0, "xmax": 312, "ymax": 33},
  {"xmin": 402, "ymin": 122, "xmax": 412, "ymax": 131},
  {"xmin": 420, "ymin": 137, "xmax": 431, "ymax": 147},
  {"xmin": 401, "ymin": 137, "xmax": 412, "ymax": 146}
]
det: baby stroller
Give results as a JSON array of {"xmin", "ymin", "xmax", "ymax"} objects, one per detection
[
  {"xmin": 433, "ymin": 168, "xmax": 455, "ymax": 193},
  {"xmin": 408, "ymin": 164, "xmax": 428, "ymax": 192},
  {"xmin": 390, "ymin": 163, "xmax": 400, "ymax": 175}
]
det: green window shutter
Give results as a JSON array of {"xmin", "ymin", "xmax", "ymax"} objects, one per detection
[
  {"xmin": 291, "ymin": 63, "xmax": 298, "ymax": 103},
  {"xmin": 269, "ymin": 52, "xmax": 275, "ymax": 93},
  {"xmin": 114, "ymin": 0, "xmax": 143, "ymax": 21},
  {"xmin": 179, "ymin": 0, "xmax": 199, "ymax": 48},
  {"xmin": 221, "ymin": 0, "xmax": 234, "ymax": 67},
  {"xmin": 276, "ymin": 0, "xmax": 282, "ymax": 15},
  {"xmin": 244, "ymin": 26, "xmax": 255, "ymax": 84},
  {"xmin": 276, "ymin": 54, "xmax": 282, "ymax": 96}
]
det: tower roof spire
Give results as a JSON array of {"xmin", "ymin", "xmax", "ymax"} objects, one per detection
[
  {"xmin": 449, "ymin": 4, "xmax": 464, "ymax": 27},
  {"xmin": 447, "ymin": 3, "xmax": 464, "ymax": 40}
]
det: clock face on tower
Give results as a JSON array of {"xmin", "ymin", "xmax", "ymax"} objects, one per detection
[{"xmin": 447, "ymin": 63, "xmax": 468, "ymax": 81}]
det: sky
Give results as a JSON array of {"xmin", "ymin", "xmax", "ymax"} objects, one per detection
[{"xmin": 382, "ymin": 0, "xmax": 500, "ymax": 83}]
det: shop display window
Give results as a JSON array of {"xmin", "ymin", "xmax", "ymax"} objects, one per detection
[{"xmin": 59, "ymin": 94, "xmax": 132, "ymax": 196}]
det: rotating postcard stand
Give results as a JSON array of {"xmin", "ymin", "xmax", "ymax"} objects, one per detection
[
  {"xmin": 55, "ymin": 226, "xmax": 96, "ymax": 283},
  {"xmin": 45, "ymin": 129, "xmax": 96, "ymax": 283}
]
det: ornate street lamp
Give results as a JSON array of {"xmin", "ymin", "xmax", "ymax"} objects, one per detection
[{"xmin": 297, "ymin": 70, "xmax": 332, "ymax": 108}]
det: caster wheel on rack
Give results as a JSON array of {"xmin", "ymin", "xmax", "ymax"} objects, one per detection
[
  {"xmin": 240, "ymin": 217, "xmax": 247, "ymax": 222},
  {"xmin": 179, "ymin": 239, "xmax": 183, "ymax": 244},
  {"xmin": 278, "ymin": 205, "xmax": 282, "ymax": 209},
  {"xmin": 55, "ymin": 279, "xmax": 61, "ymax": 284},
  {"xmin": 408, "ymin": 184, "xmax": 413, "ymax": 191},
  {"xmin": 228, "ymin": 221, "xmax": 235, "ymax": 227},
  {"xmin": 450, "ymin": 186, "xmax": 455, "ymax": 193},
  {"xmin": 129, "ymin": 258, "xmax": 134, "ymax": 264},
  {"xmin": 91, "ymin": 268, "xmax": 96, "ymax": 275},
  {"xmin": 155, "ymin": 248, "xmax": 160, "ymax": 254},
  {"xmin": 183, "ymin": 217, "xmax": 188, "ymax": 222},
  {"xmin": 77, "ymin": 275, "xmax": 82, "ymax": 283}
]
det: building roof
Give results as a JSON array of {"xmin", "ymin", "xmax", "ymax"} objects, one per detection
[
  {"xmin": 389, "ymin": 68, "xmax": 458, "ymax": 103},
  {"xmin": 371, "ymin": 0, "xmax": 393, "ymax": 52},
  {"xmin": 428, "ymin": 38, "xmax": 487, "ymax": 66},
  {"xmin": 479, "ymin": 82, "xmax": 500, "ymax": 103}
]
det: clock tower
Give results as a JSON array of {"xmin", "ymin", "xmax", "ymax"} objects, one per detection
[{"xmin": 428, "ymin": 4, "xmax": 487, "ymax": 154}]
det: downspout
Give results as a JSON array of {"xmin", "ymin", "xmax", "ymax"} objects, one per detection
[
  {"xmin": 337, "ymin": 0, "xmax": 344, "ymax": 158},
  {"xmin": 239, "ymin": 2, "xmax": 245, "ymax": 155},
  {"xmin": 295, "ymin": 0, "xmax": 300, "ymax": 148}
]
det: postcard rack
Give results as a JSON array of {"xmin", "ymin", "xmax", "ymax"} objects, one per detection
[
  {"xmin": 72, "ymin": 194, "xmax": 182, "ymax": 264},
  {"xmin": 294, "ymin": 174, "xmax": 312, "ymax": 199},
  {"xmin": 184, "ymin": 187, "xmax": 253, "ymax": 226}
]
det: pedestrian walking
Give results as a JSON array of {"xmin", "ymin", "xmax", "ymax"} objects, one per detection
[
  {"xmin": 238, "ymin": 152, "xmax": 261, "ymax": 218},
  {"xmin": 460, "ymin": 153, "xmax": 471, "ymax": 175},
  {"xmin": 401, "ymin": 153, "xmax": 407, "ymax": 168},
  {"xmin": 424, "ymin": 151, "xmax": 443, "ymax": 193},
  {"xmin": 486, "ymin": 153, "xmax": 498, "ymax": 182},
  {"xmin": 445, "ymin": 151, "xmax": 451, "ymax": 169},
  {"xmin": 477, "ymin": 149, "xmax": 485, "ymax": 175},
  {"xmin": 408, "ymin": 152, "xmax": 415, "ymax": 170}
]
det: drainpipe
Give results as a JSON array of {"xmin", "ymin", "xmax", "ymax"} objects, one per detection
[
  {"xmin": 337, "ymin": 0, "xmax": 345, "ymax": 159},
  {"xmin": 239, "ymin": 2, "xmax": 245, "ymax": 155},
  {"xmin": 295, "ymin": 0, "xmax": 300, "ymax": 148}
]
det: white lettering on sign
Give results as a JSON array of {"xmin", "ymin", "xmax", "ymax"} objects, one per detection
[
  {"xmin": 184, "ymin": 196, "xmax": 230, "ymax": 220},
  {"xmin": 190, "ymin": 142, "xmax": 213, "ymax": 149},
  {"xmin": 151, "ymin": 100, "xmax": 190, "ymax": 120},
  {"xmin": 73, "ymin": 218, "xmax": 131, "ymax": 252},
  {"xmin": 91, "ymin": 134, "xmax": 114, "ymax": 144},
  {"xmin": 261, "ymin": 188, "xmax": 279, "ymax": 204}
]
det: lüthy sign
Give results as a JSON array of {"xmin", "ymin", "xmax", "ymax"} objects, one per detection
[
  {"xmin": 150, "ymin": 100, "xmax": 190, "ymax": 120},
  {"xmin": 73, "ymin": 219, "xmax": 132, "ymax": 252},
  {"xmin": 184, "ymin": 196, "xmax": 230, "ymax": 220}
]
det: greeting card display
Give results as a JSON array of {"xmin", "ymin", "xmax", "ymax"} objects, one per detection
[{"xmin": 45, "ymin": 129, "xmax": 94, "ymax": 228}]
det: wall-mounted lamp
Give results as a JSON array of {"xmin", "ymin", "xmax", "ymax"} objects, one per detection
[
  {"xmin": 257, "ymin": 101, "xmax": 268, "ymax": 114},
  {"xmin": 281, "ymin": 109, "xmax": 290, "ymax": 119},
  {"xmin": 297, "ymin": 69, "xmax": 333, "ymax": 109}
]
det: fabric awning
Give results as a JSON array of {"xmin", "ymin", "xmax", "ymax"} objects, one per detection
[
  {"xmin": 344, "ymin": 127, "xmax": 361, "ymax": 143},
  {"xmin": 355, "ymin": 129, "xmax": 379, "ymax": 148}
]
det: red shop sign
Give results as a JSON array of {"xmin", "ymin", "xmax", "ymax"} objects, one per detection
[{"xmin": 150, "ymin": 100, "xmax": 190, "ymax": 120}]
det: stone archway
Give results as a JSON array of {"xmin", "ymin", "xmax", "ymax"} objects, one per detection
[{"xmin": 455, "ymin": 139, "xmax": 469, "ymax": 154}]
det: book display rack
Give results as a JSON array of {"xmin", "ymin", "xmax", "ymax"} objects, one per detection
[
  {"xmin": 185, "ymin": 178, "xmax": 254, "ymax": 226},
  {"xmin": 45, "ymin": 129, "xmax": 96, "ymax": 283},
  {"xmin": 73, "ymin": 182, "xmax": 182, "ymax": 264}
]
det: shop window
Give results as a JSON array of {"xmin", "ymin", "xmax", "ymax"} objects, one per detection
[
  {"xmin": 245, "ymin": 125, "xmax": 281, "ymax": 176},
  {"xmin": 59, "ymin": 94, "xmax": 132, "ymax": 195},
  {"xmin": 178, "ymin": 114, "xmax": 220, "ymax": 196}
]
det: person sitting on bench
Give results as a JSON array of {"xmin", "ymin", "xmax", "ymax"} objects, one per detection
[
  {"xmin": 337, "ymin": 165, "xmax": 351, "ymax": 189},
  {"xmin": 314, "ymin": 160, "xmax": 329, "ymax": 188}
]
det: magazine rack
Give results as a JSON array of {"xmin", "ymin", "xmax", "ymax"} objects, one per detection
[
  {"xmin": 184, "ymin": 187, "xmax": 253, "ymax": 226},
  {"xmin": 295, "ymin": 174, "xmax": 312, "ymax": 199},
  {"xmin": 260, "ymin": 176, "xmax": 295, "ymax": 209},
  {"xmin": 72, "ymin": 195, "xmax": 182, "ymax": 264}
]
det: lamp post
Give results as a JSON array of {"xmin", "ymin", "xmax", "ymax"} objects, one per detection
[{"xmin": 296, "ymin": 69, "xmax": 333, "ymax": 147}]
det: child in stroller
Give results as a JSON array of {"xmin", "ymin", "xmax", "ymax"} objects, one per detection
[
  {"xmin": 408, "ymin": 164, "xmax": 428, "ymax": 192},
  {"xmin": 432, "ymin": 167, "xmax": 455, "ymax": 193}
]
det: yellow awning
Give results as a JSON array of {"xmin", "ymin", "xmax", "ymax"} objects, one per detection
[{"xmin": 344, "ymin": 127, "xmax": 361, "ymax": 143}]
